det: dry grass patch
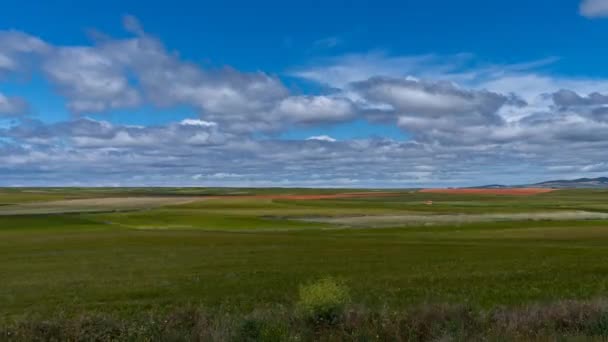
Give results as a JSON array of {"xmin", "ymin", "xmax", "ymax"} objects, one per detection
[
  {"xmin": 299, "ymin": 211, "xmax": 608, "ymax": 227},
  {"xmin": 0, "ymin": 197, "xmax": 206, "ymax": 215}
]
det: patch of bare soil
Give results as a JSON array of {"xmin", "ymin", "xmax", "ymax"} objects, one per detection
[{"xmin": 205, "ymin": 192, "xmax": 401, "ymax": 200}]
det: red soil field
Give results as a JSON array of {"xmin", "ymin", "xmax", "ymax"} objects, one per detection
[{"xmin": 418, "ymin": 188, "xmax": 555, "ymax": 195}]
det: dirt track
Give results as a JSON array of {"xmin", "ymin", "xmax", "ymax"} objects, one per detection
[{"xmin": 418, "ymin": 188, "xmax": 555, "ymax": 195}]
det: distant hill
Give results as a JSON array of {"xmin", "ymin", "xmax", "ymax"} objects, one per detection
[
  {"xmin": 469, "ymin": 184, "xmax": 510, "ymax": 189},
  {"xmin": 469, "ymin": 177, "xmax": 608, "ymax": 189},
  {"xmin": 530, "ymin": 177, "xmax": 608, "ymax": 189}
]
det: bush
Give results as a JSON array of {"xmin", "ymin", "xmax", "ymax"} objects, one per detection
[
  {"xmin": 235, "ymin": 318, "xmax": 264, "ymax": 342},
  {"xmin": 297, "ymin": 277, "xmax": 350, "ymax": 325},
  {"xmin": 233, "ymin": 315, "xmax": 290, "ymax": 342}
]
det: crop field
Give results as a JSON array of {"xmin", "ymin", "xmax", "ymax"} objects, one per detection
[{"xmin": 3, "ymin": 187, "xmax": 608, "ymax": 339}]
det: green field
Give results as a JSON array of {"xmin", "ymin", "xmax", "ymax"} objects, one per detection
[{"xmin": 2, "ymin": 187, "xmax": 608, "ymax": 339}]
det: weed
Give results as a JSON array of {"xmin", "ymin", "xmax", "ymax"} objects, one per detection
[{"xmin": 297, "ymin": 277, "xmax": 350, "ymax": 326}]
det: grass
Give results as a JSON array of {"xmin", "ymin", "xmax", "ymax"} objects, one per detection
[
  {"xmin": 5, "ymin": 300, "xmax": 608, "ymax": 341},
  {"xmin": 2, "ymin": 188, "xmax": 608, "ymax": 339}
]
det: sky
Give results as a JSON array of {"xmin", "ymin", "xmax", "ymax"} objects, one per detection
[{"xmin": 1, "ymin": 0, "xmax": 608, "ymax": 187}]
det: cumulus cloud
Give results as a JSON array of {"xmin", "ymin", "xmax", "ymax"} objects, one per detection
[
  {"xmin": 180, "ymin": 119, "xmax": 217, "ymax": 127},
  {"xmin": 0, "ymin": 30, "xmax": 49, "ymax": 74},
  {"xmin": 0, "ymin": 22, "xmax": 355, "ymax": 131},
  {"xmin": 4, "ymin": 115, "xmax": 608, "ymax": 187},
  {"xmin": 39, "ymin": 27, "xmax": 288, "ymax": 117},
  {"xmin": 293, "ymin": 51, "xmax": 608, "ymax": 150},
  {"xmin": 0, "ymin": 93, "xmax": 28, "ymax": 116},
  {"xmin": 34, "ymin": 22, "xmax": 355, "ymax": 132},
  {"xmin": 552, "ymin": 89, "xmax": 608, "ymax": 107},
  {"xmin": 91, "ymin": 28, "xmax": 289, "ymax": 129},
  {"xmin": 353, "ymin": 77, "xmax": 507, "ymax": 117},
  {"xmin": 306, "ymin": 135, "xmax": 337, "ymax": 142},
  {"xmin": 6, "ymin": 117, "xmax": 226, "ymax": 148},
  {"xmin": 3, "ymin": 17, "xmax": 608, "ymax": 186},
  {"xmin": 348, "ymin": 77, "xmax": 515, "ymax": 144},
  {"xmin": 0, "ymin": 19, "xmax": 292, "ymax": 127},
  {"xmin": 43, "ymin": 46, "xmax": 141, "ymax": 113},
  {"xmin": 581, "ymin": 0, "xmax": 608, "ymax": 18},
  {"xmin": 273, "ymin": 96, "xmax": 356, "ymax": 124}
]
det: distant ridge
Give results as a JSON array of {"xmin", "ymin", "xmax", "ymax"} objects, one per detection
[
  {"xmin": 469, "ymin": 177, "xmax": 608, "ymax": 189},
  {"xmin": 530, "ymin": 177, "xmax": 608, "ymax": 189},
  {"xmin": 469, "ymin": 184, "xmax": 509, "ymax": 189}
]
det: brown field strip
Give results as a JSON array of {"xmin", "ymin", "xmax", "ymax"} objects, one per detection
[
  {"xmin": 204, "ymin": 192, "xmax": 401, "ymax": 200},
  {"xmin": 0, "ymin": 192, "xmax": 401, "ymax": 215}
]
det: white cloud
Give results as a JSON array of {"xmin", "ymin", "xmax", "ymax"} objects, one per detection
[
  {"xmin": 291, "ymin": 52, "xmax": 561, "ymax": 90},
  {"xmin": 349, "ymin": 77, "xmax": 512, "ymax": 143},
  {"xmin": 291, "ymin": 51, "xmax": 446, "ymax": 88},
  {"xmin": 180, "ymin": 119, "xmax": 217, "ymax": 127},
  {"xmin": 7, "ymin": 117, "xmax": 226, "ymax": 148},
  {"xmin": 3, "ymin": 18, "xmax": 608, "ymax": 186},
  {"xmin": 0, "ymin": 30, "xmax": 49, "ymax": 74},
  {"xmin": 353, "ymin": 77, "xmax": 507, "ymax": 116},
  {"xmin": 552, "ymin": 89, "xmax": 608, "ymax": 106},
  {"xmin": 0, "ymin": 93, "xmax": 28, "ymax": 116},
  {"xmin": 581, "ymin": 0, "xmax": 608, "ymax": 18},
  {"xmin": 0, "ymin": 19, "xmax": 290, "ymax": 127},
  {"xmin": 5, "ymin": 115, "xmax": 608, "ymax": 187},
  {"xmin": 43, "ymin": 46, "xmax": 141, "ymax": 113},
  {"xmin": 273, "ymin": 96, "xmax": 356, "ymax": 124},
  {"xmin": 4, "ymin": 112, "xmax": 608, "ymax": 187},
  {"xmin": 306, "ymin": 135, "xmax": 337, "ymax": 142}
]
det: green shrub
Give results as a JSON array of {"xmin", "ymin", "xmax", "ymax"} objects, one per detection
[
  {"xmin": 234, "ymin": 318, "xmax": 263, "ymax": 342},
  {"xmin": 233, "ymin": 317, "xmax": 289, "ymax": 342},
  {"xmin": 297, "ymin": 277, "xmax": 350, "ymax": 325},
  {"xmin": 586, "ymin": 311, "xmax": 608, "ymax": 337}
]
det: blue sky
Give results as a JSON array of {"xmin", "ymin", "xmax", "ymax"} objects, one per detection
[
  {"xmin": 2, "ymin": 0, "xmax": 606, "ymax": 75},
  {"xmin": 1, "ymin": 0, "xmax": 608, "ymax": 186}
]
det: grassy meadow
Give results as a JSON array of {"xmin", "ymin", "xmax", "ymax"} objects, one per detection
[{"xmin": 2, "ymin": 187, "xmax": 608, "ymax": 340}]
